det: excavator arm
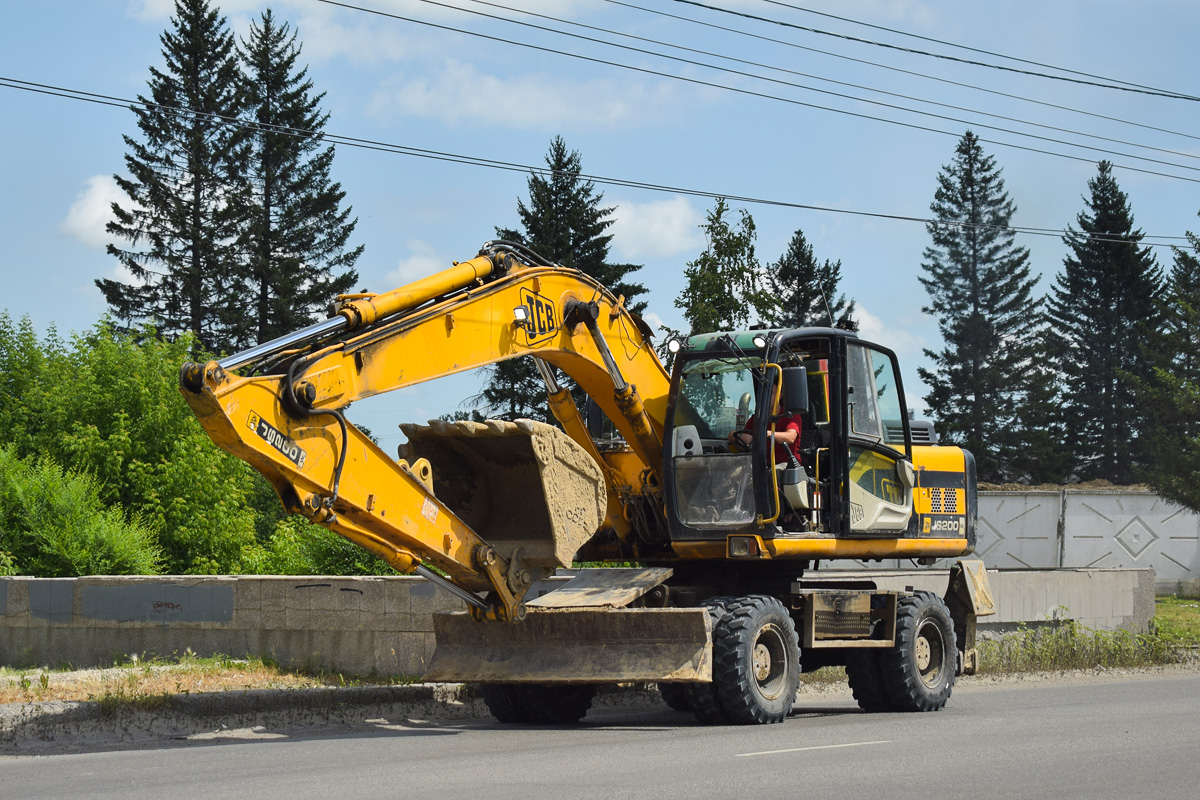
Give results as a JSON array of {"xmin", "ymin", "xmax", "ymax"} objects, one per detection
[{"xmin": 180, "ymin": 243, "xmax": 670, "ymax": 622}]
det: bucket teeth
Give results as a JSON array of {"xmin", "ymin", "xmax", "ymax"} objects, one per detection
[{"xmin": 401, "ymin": 418, "xmax": 605, "ymax": 570}]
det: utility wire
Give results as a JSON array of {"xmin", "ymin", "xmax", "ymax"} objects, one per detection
[
  {"xmin": 0, "ymin": 76, "xmax": 1188, "ymax": 250},
  {"xmin": 315, "ymin": 0, "xmax": 1200, "ymax": 182},
  {"xmin": 677, "ymin": 0, "xmax": 1200, "ymax": 101},
  {"xmin": 757, "ymin": 0, "xmax": 1192, "ymax": 98},
  {"xmin": 604, "ymin": 0, "xmax": 1200, "ymax": 145},
  {"xmin": 453, "ymin": 0, "xmax": 1199, "ymax": 165}
]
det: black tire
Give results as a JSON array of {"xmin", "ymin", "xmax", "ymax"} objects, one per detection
[
  {"xmin": 518, "ymin": 684, "xmax": 597, "ymax": 724},
  {"xmin": 712, "ymin": 595, "xmax": 801, "ymax": 725},
  {"xmin": 686, "ymin": 596, "xmax": 735, "ymax": 724},
  {"xmin": 658, "ymin": 682, "xmax": 691, "ymax": 712},
  {"xmin": 880, "ymin": 591, "xmax": 957, "ymax": 712},
  {"xmin": 480, "ymin": 684, "xmax": 529, "ymax": 723},
  {"xmin": 845, "ymin": 650, "xmax": 893, "ymax": 712}
]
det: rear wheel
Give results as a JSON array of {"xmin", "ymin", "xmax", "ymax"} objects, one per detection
[
  {"xmin": 480, "ymin": 683, "xmax": 528, "ymax": 723},
  {"xmin": 520, "ymin": 684, "xmax": 597, "ymax": 723},
  {"xmin": 480, "ymin": 683, "xmax": 596, "ymax": 723},
  {"xmin": 712, "ymin": 595, "xmax": 800, "ymax": 725},
  {"xmin": 881, "ymin": 592, "xmax": 956, "ymax": 712},
  {"xmin": 845, "ymin": 650, "xmax": 892, "ymax": 712}
]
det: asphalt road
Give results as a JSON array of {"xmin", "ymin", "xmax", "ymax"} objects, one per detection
[{"xmin": 5, "ymin": 675, "xmax": 1200, "ymax": 800}]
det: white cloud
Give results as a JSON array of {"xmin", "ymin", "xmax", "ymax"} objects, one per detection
[
  {"xmin": 854, "ymin": 304, "xmax": 927, "ymax": 360},
  {"xmin": 385, "ymin": 240, "xmax": 449, "ymax": 286},
  {"xmin": 640, "ymin": 310, "xmax": 667, "ymax": 332},
  {"xmin": 60, "ymin": 175, "xmax": 123, "ymax": 251},
  {"xmin": 609, "ymin": 196, "xmax": 704, "ymax": 260},
  {"xmin": 368, "ymin": 60, "xmax": 687, "ymax": 129}
]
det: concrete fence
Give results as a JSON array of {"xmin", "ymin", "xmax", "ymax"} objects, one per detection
[
  {"xmin": 826, "ymin": 490, "xmax": 1200, "ymax": 594},
  {"xmin": 0, "ymin": 569, "xmax": 1155, "ymax": 674}
]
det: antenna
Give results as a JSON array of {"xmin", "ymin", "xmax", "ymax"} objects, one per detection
[{"xmin": 816, "ymin": 284, "xmax": 834, "ymax": 326}]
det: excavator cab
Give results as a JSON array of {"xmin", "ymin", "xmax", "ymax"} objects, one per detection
[{"xmin": 662, "ymin": 328, "xmax": 930, "ymax": 545}]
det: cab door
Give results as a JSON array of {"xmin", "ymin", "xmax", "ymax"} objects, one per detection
[{"xmin": 844, "ymin": 342, "xmax": 915, "ymax": 532}]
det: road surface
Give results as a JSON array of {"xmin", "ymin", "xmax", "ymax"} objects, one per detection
[{"xmin": 5, "ymin": 674, "xmax": 1199, "ymax": 799}]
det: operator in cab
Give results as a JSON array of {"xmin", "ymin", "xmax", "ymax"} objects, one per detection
[{"xmin": 728, "ymin": 394, "xmax": 804, "ymax": 466}]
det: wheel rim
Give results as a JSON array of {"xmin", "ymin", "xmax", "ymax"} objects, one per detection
[
  {"xmin": 752, "ymin": 623, "xmax": 789, "ymax": 700},
  {"xmin": 915, "ymin": 618, "xmax": 946, "ymax": 688}
]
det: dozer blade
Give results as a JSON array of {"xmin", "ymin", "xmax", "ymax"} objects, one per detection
[
  {"xmin": 401, "ymin": 418, "xmax": 605, "ymax": 570},
  {"xmin": 425, "ymin": 608, "xmax": 712, "ymax": 684}
]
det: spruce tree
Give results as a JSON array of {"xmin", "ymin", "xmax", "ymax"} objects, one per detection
[
  {"xmin": 1048, "ymin": 161, "xmax": 1165, "ymax": 484},
  {"xmin": 477, "ymin": 137, "xmax": 645, "ymax": 421},
  {"xmin": 234, "ymin": 10, "xmax": 362, "ymax": 349},
  {"xmin": 99, "ymin": 0, "xmax": 246, "ymax": 353},
  {"xmin": 764, "ymin": 228, "xmax": 854, "ymax": 328},
  {"xmin": 918, "ymin": 131, "xmax": 1041, "ymax": 482},
  {"xmin": 1135, "ymin": 221, "xmax": 1200, "ymax": 508}
]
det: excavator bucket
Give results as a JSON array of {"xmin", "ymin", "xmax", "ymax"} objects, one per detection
[
  {"xmin": 426, "ymin": 569, "xmax": 713, "ymax": 684},
  {"xmin": 425, "ymin": 607, "xmax": 712, "ymax": 684},
  {"xmin": 400, "ymin": 418, "xmax": 606, "ymax": 570}
]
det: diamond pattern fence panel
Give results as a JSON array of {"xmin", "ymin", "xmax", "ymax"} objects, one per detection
[{"xmin": 1061, "ymin": 492, "xmax": 1200, "ymax": 592}]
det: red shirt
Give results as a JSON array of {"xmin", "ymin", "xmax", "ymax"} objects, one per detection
[{"xmin": 746, "ymin": 412, "xmax": 804, "ymax": 465}]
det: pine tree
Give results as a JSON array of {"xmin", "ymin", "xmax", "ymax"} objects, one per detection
[
  {"xmin": 917, "ymin": 131, "xmax": 1042, "ymax": 482},
  {"xmin": 98, "ymin": 0, "xmax": 247, "ymax": 353},
  {"xmin": 764, "ymin": 228, "xmax": 854, "ymax": 328},
  {"xmin": 1048, "ymin": 161, "xmax": 1165, "ymax": 484},
  {"xmin": 675, "ymin": 198, "xmax": 770, "ymax": 336},
  {"xmin": 234, "ymin": 10, "xmax": 362, "ymax": 349},
  {"xmin": 477, "ymin": 137, "xmax": 644, "ymax": 421},
  {"xmin": 1135, "ymin": 222, "xmax": 1200, "ymax": 508}
]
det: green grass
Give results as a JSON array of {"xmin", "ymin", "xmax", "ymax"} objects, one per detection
[{"xmin": 1154, "ymin": 595, "xmax": 1200, "ymax": 643}]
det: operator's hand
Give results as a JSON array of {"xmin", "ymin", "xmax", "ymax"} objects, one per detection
[{"xmin": 729, "ymin": 430, "xmax": 753, "ymax": 452}]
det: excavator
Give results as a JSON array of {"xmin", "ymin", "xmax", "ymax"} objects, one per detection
[{"xmin": 180, "ymin": 240, "xmax": 994, "ymax": 725}]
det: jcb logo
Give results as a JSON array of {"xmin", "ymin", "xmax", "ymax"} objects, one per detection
[{"xmin": 518, "ymin": 287, "xmax": 558, "ymax": 345}]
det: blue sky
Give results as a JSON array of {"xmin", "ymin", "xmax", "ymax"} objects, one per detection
[{"xmin": 2, "ymin": 0, "xmax": 1198, "ymax": 448}]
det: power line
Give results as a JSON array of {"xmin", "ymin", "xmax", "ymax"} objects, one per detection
[
  {"xmin": 757, "ymin": 0, "xmax": 1192, "ymax": 98},
  {"xmin": 450, "ymin": 0, "xmax": 1200, "ymax": 166},
  {"xmin": 677, "ymin": 0, "xmax": 1200, "ymax": 101},
  {"xmin": 0, "ymin": 75, "xmax": 1189, "ymax": 250},
  {"xmin": 314, "ymin": 0, "xmax": 1200, "ymax": 184},
  {"xmin": 604, "ymin": 0, "xmax": 1200, "ymax": 145}
]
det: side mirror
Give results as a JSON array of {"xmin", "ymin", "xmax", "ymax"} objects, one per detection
[{"xmin": 780, "ymin": 366, "xmax": 809, "ymax": 415}]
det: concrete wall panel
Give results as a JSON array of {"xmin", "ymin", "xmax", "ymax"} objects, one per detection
[
  {"xmin": 1061, "ymin": 493, "xmax": 1200, "ymax": 593},
  {"xmin": 977, "ymin": 492, "xmax": 1062, "ymax": 568}
]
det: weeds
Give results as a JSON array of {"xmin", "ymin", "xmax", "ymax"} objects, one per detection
[{"xmin": 977, "ymin": 619, "xmax": 1182, "ymax": 675}]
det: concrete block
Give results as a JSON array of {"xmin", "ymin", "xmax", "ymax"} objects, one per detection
[
  {"xmin": 383, "ymin": 582, "xmax": 411, "ymax": 617},
  {"xmin": 409, "ymin": 581, "xmax": 439, "ymax": 618},
  {"xmin": 28, "ymin": 579, "xmax": 74, "ymax": 625},
  {"xmin": 391, "ymin": 633, "xmax": 428, "ymax": 676},
  {"xmin": 234, "ymin": 578, "xmax": 263, "ymax": 621},
  {"xmin": 3, "ymin": 579, "xmax": 30, "ymax": 627}
]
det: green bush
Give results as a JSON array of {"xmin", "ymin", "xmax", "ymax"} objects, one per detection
[
  {"xmin": 0, "ymin": 313, "xmax": 259, "ymax": 574},
  {"xmin": 244, "ymin": 516, "xmax": 393, "ymax": 576},
  {"xmin": 0, "ymin": 446, "xmax": 162, "ymax": 576}
]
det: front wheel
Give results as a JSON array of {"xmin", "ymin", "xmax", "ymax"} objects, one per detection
[
  {"xmin": 881, "ymin": 591, "xmax": 957, "ymax": 712},
  {"xmin": 712, "ymin": 595, "xmax": 800, "ymax": 724}
]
